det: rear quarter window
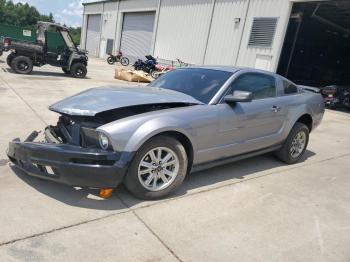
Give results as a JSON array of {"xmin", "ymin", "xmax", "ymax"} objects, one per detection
[{"xmin": 283, "ymin": 80, "xmax": 298, "ymax": 95}]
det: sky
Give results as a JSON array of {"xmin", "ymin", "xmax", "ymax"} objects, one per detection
[{"xmin": 13, "ymin": 0, "xmax": 97, "ymax": 28}]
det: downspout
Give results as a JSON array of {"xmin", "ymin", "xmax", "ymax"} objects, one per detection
[
  {"xmin": 97, "ymin": 2, "xmax": 104, "ymax": 57},
  {"xmin": 151, "ymin": 0, "xmax": 162, "ymax": 56},
  {"xmin": 234, "ymin": 0, "xmax": 251, "ymax": 66},
  {"xmin": 113, "ymin": 0, "xmax": 121, "ymax": 53},
  {"xmin": 202, "ymin": 0, "xmax": 216, "ymax": 64}
]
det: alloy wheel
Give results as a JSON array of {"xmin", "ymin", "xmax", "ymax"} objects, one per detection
[{"xmin": 138, "ymin": 147, "xmax": 180, "ymax": 191}]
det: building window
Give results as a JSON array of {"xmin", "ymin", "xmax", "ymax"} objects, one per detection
[{"xmin": 248, "ymin": 17, "xmax": 278, "ymax": 48}]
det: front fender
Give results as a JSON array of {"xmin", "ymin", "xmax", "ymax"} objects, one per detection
[{"xmin": 98, "ymin": 115, "xmax": 197, "ymax": 154}]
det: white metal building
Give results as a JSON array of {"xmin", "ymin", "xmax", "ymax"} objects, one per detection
[{"xmin": 81, "ymin": 0, "xmax": 350, "ymax": 86}]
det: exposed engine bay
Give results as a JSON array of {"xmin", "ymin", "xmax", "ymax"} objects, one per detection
[{"xmin": 42, "ymin": 103, "xmax": 193, "ymax": 150}]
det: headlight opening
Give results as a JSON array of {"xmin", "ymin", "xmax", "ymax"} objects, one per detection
[{"xmin": 99, "ymin": 133, "xmax": 109, "ymax": 150}]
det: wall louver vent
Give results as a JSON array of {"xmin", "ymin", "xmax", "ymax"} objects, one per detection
[{"xmin": 248, "ymin": 18, "xmax": 278, "ymax": 47}]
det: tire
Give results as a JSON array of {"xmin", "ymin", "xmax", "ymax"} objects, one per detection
[
  {"xmin": 124, "ymin": 135, "xmax": 188, "ymax": 200},
  {"xmin": 120, "ymin": 57, "xmax": 129, "ymax": 66},
  {"xmin": 11, "ymin": 56, "xmax": 33, "ymax": 74},
  {"xmin": 275, "ymin": 122, "xmax": 309, "ymax": 164},
  {"xmin": 70, "ymin": 62, "xmax": 87, "ymax": 78},
  {"xmin": 0, "ymin": 50, "xmax": 3, "ymax": 57},
  {"xmin": 107, "ymin": 57, "xmax": 115, "ymax": 65},
  {"xmin": 62, "ymin": 67, "xmax": 70, "ymax": 74},
  {"xmin": 150, "ymin": 69, "xmax": 158, "ymax": 79},
  {"xmin": 7, "ymin": 53, "xmax": 15, "ymax": 68}
]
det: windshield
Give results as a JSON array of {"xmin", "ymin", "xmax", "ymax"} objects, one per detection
[
  {"xmin": 149, "ymin": 68, "xmax": 232, "ymax": 104},
  {"xmin": 61, "ymin": 31, "xmax": 75, "ymax": 49}
]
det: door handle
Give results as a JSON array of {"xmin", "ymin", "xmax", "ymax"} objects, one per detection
[{"xmin": 271, "ymin": 106, "xmax": 281, "ymax": 113}]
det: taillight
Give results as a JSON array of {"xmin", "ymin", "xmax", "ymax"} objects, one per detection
[{"xmin": 3, "ymin": 38, "xmax": 11, "ymax": 47}]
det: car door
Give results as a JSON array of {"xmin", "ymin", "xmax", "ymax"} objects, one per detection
[{"xmin": 213, "ymin": 72, "xmax": 287, "ymax": 159}]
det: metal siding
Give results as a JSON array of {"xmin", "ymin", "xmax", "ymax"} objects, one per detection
[
  {"xmin": 120, "ymin": 12, "xmax": 156, "ymax": 62},
  {"xmin": 100, "ymin": 2, "xmax": 119, "ymax": 57},
  {"xmin": 204, "ymin": 0, "xmax": 248, "ymax": 65},
  {"xmin": 154, "ymin": 0, "xmax": 213, "ymax": 64},
  {"xmin": 86, "ymin": 14, "xmax": 102, "ymax": 56},
  {"xmin": 236, "ymin": 0, "xmax": 291, "ymax": 71},
  {"xmin": 84, "ymin": 3, "xmax": 103, "ymax": 13},
  {"xmin": 119, "ymin": 0, "xmax": 158, "ymax": 10}
]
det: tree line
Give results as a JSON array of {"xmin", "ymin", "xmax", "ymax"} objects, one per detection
[
  {"xmin": 0, "ymin": 0, "xmax": 81, "ymax": 44},
  {"xmin": 0, "ymin": 0, "xmax": 54, "ymax": 28}
]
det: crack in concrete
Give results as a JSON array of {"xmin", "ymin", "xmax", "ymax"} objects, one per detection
[
  {"xmin": 1, "ymin": 151, "xmax": 349, "ymax": 249},
  {"xmin": 116, "ymin": 195, "xmax": 184, "ymax": 262}
]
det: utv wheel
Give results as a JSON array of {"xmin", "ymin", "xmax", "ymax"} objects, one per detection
[
  {"xmin": 275, "ymin": 122, "xmax": 309, "ymax": 164},
  {"xmin": 62, "ymin": 67, "xmax": 70, "ymax": 74},
  {"xmin": 11, "ymin": 56, "xmax": 33, "ymax": 74},
  {"xmin": 107, "ymin": 57, "xmax": 115, "ymax": 65},
  {"xmin": 7, "ymin": 53, "xmax": 16, "ymax": 68},
  {"xmin": 124, "ymin": 135, "xmax": 188, "ymax": 200},
  {"xmin": 120, "ymin": 57, "xmax": 129, "ymax": 66},
  {"xmin": 70, "ymin": 62, "xmax": 87, "ymax": 78}
]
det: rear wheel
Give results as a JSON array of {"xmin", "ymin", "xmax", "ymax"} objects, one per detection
[
  {"xmin": 11, "ymin": 56, "xmax": 33, "ymax": 74},
  {"xmin": 70, "ymin": 62, "xmax": 87, "ymax": 78},
  {"xmin": 120, "ymin": 57, "xmax": 129, "ymax": 66},
  {"xmin": 124, "ymin": 135, "xmax": 188, "ymax": 200},
  {"xmin": 107, "ymin": 57, "xmax": 115, "ymax": 65},
  {"xmin": 275, "ymin": 122, "xmax": 309, "ymax": 164}
]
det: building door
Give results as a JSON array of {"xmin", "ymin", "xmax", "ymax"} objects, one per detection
[
  {"xmin": 120, "ymin": 12, "xmax": 156, "ymax": 63},
  {"xmin": 86, "ymin": 14, "xmax": 101, "ymax": 56}
]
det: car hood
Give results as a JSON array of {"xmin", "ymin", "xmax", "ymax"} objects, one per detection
[{"xmin": 49, "ymin": 86, "xmax": 203, "ymax": 116}]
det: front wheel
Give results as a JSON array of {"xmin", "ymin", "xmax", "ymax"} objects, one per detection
[
  {"xmin": 62, "ymin": 67, "xmax": 70, "ymax": 74},
  {"xmin": 124, "ymin": 135, "xmax": 188, "ymax": 200},
  {"xmin": 120, "ymin": 57, "xmax": 129, "ymax": 66},
  {"xmin": 150, "ymin": 69, "xmax": 159, "ymax": 79},
  {"xmin": 275, "ymin": 122, "xmax": 309, "ymax": 164},
  {"xmin": 107, "ymin": 57, "xmax": 115, "ymax": 65},
  {"xmin": 70, "ymin": 62, "xmax": 87, "ymax": 78}
]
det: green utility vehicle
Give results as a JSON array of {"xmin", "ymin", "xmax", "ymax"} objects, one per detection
[{"xmin": 3, "ymin": 22, "xmax": 88, "ymax": 78}]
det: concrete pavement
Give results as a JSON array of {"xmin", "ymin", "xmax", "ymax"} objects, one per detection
[{"xmin": 0, "ymin": 54, "xmax": 349, "ymax": 261}]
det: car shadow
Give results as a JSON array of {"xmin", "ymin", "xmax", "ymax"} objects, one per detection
[
  {"xmin": 5, "ymin": 67, "xmax": 91, "ymax": 79},
  {"xmin": 11, "ymin": 150, "xmax": 316, "ymax": 210}
]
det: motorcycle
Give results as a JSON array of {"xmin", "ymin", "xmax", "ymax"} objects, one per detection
[
  {"xmin": 107, "ymin": 51, "xmax": 129, "ymax": 66},
  {"xmin": 152, "ymin": 64, "xmax": 174, "ymax": 79},
  {"xmin": 133, "ymin": 55, "xmax": 158, "ymax": 74},
  {"xmin": 321, "ymin": 85, "xmax": 350, "ymax": 110}
]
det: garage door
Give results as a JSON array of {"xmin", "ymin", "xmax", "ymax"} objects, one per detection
[
  {"xmin": 86, "ymin": 14, "xmax": 101, "ymax": 56},
  {"xmin": 120, "ymin": 12, "xmax": 156, "ymax": 62}
]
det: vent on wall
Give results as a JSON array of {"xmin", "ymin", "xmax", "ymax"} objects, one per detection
[{"xmin": 248, "ymin": 17, "xmax": 278, "ymax": 48}]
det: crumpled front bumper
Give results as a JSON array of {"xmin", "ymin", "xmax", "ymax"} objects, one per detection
[{"xmin": 7, "ymin": 140, "xmax": 131, "ymax": 188}]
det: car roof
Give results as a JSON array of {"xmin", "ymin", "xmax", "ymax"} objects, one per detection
[
  {"xmin": 181, "ymin": 65, "xmax": 242, "ymax": 73},
  {"xmin": 180, "ymin": 65, "xmax": 280, "ymax": 77}
]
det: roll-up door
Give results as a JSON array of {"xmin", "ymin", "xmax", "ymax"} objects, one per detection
[
  {"xmin": 86, "ymin": 14, "xmax": 101, "ymax": 56},
  {"xmin": 120, "ymin": 12, "xmax": 156, "ymax": 62}
]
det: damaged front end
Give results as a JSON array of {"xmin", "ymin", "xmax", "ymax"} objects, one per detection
[
  {"xmin": 7, "ymin": 114, "xmax": 130, "ymax": 188},
  {"xmin": 7, "ymin": 103, "xmax": 195, "ymax": 188}
]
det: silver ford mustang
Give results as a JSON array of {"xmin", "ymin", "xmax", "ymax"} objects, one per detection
[{"xmin": 7, "ymin": 66, "xmax": 325, "ymax": 199}]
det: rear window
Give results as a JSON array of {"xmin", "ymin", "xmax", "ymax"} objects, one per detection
[{"xmin": 283, "ymin": 80, "xmax": 298, "ymax": 94}]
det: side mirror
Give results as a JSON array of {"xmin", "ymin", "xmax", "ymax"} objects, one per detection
[{"xmin": 224, "ymin": 90, "xmax": 253, "ymax": 103}]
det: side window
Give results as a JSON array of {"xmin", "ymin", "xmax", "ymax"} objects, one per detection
[
  {"xmin": 283, "ymin": 80, "xmax": 298, "ymax": 95},
  {"xmin": 229, "ymin": 73, "xmax": 276, "ymax": 100}
]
